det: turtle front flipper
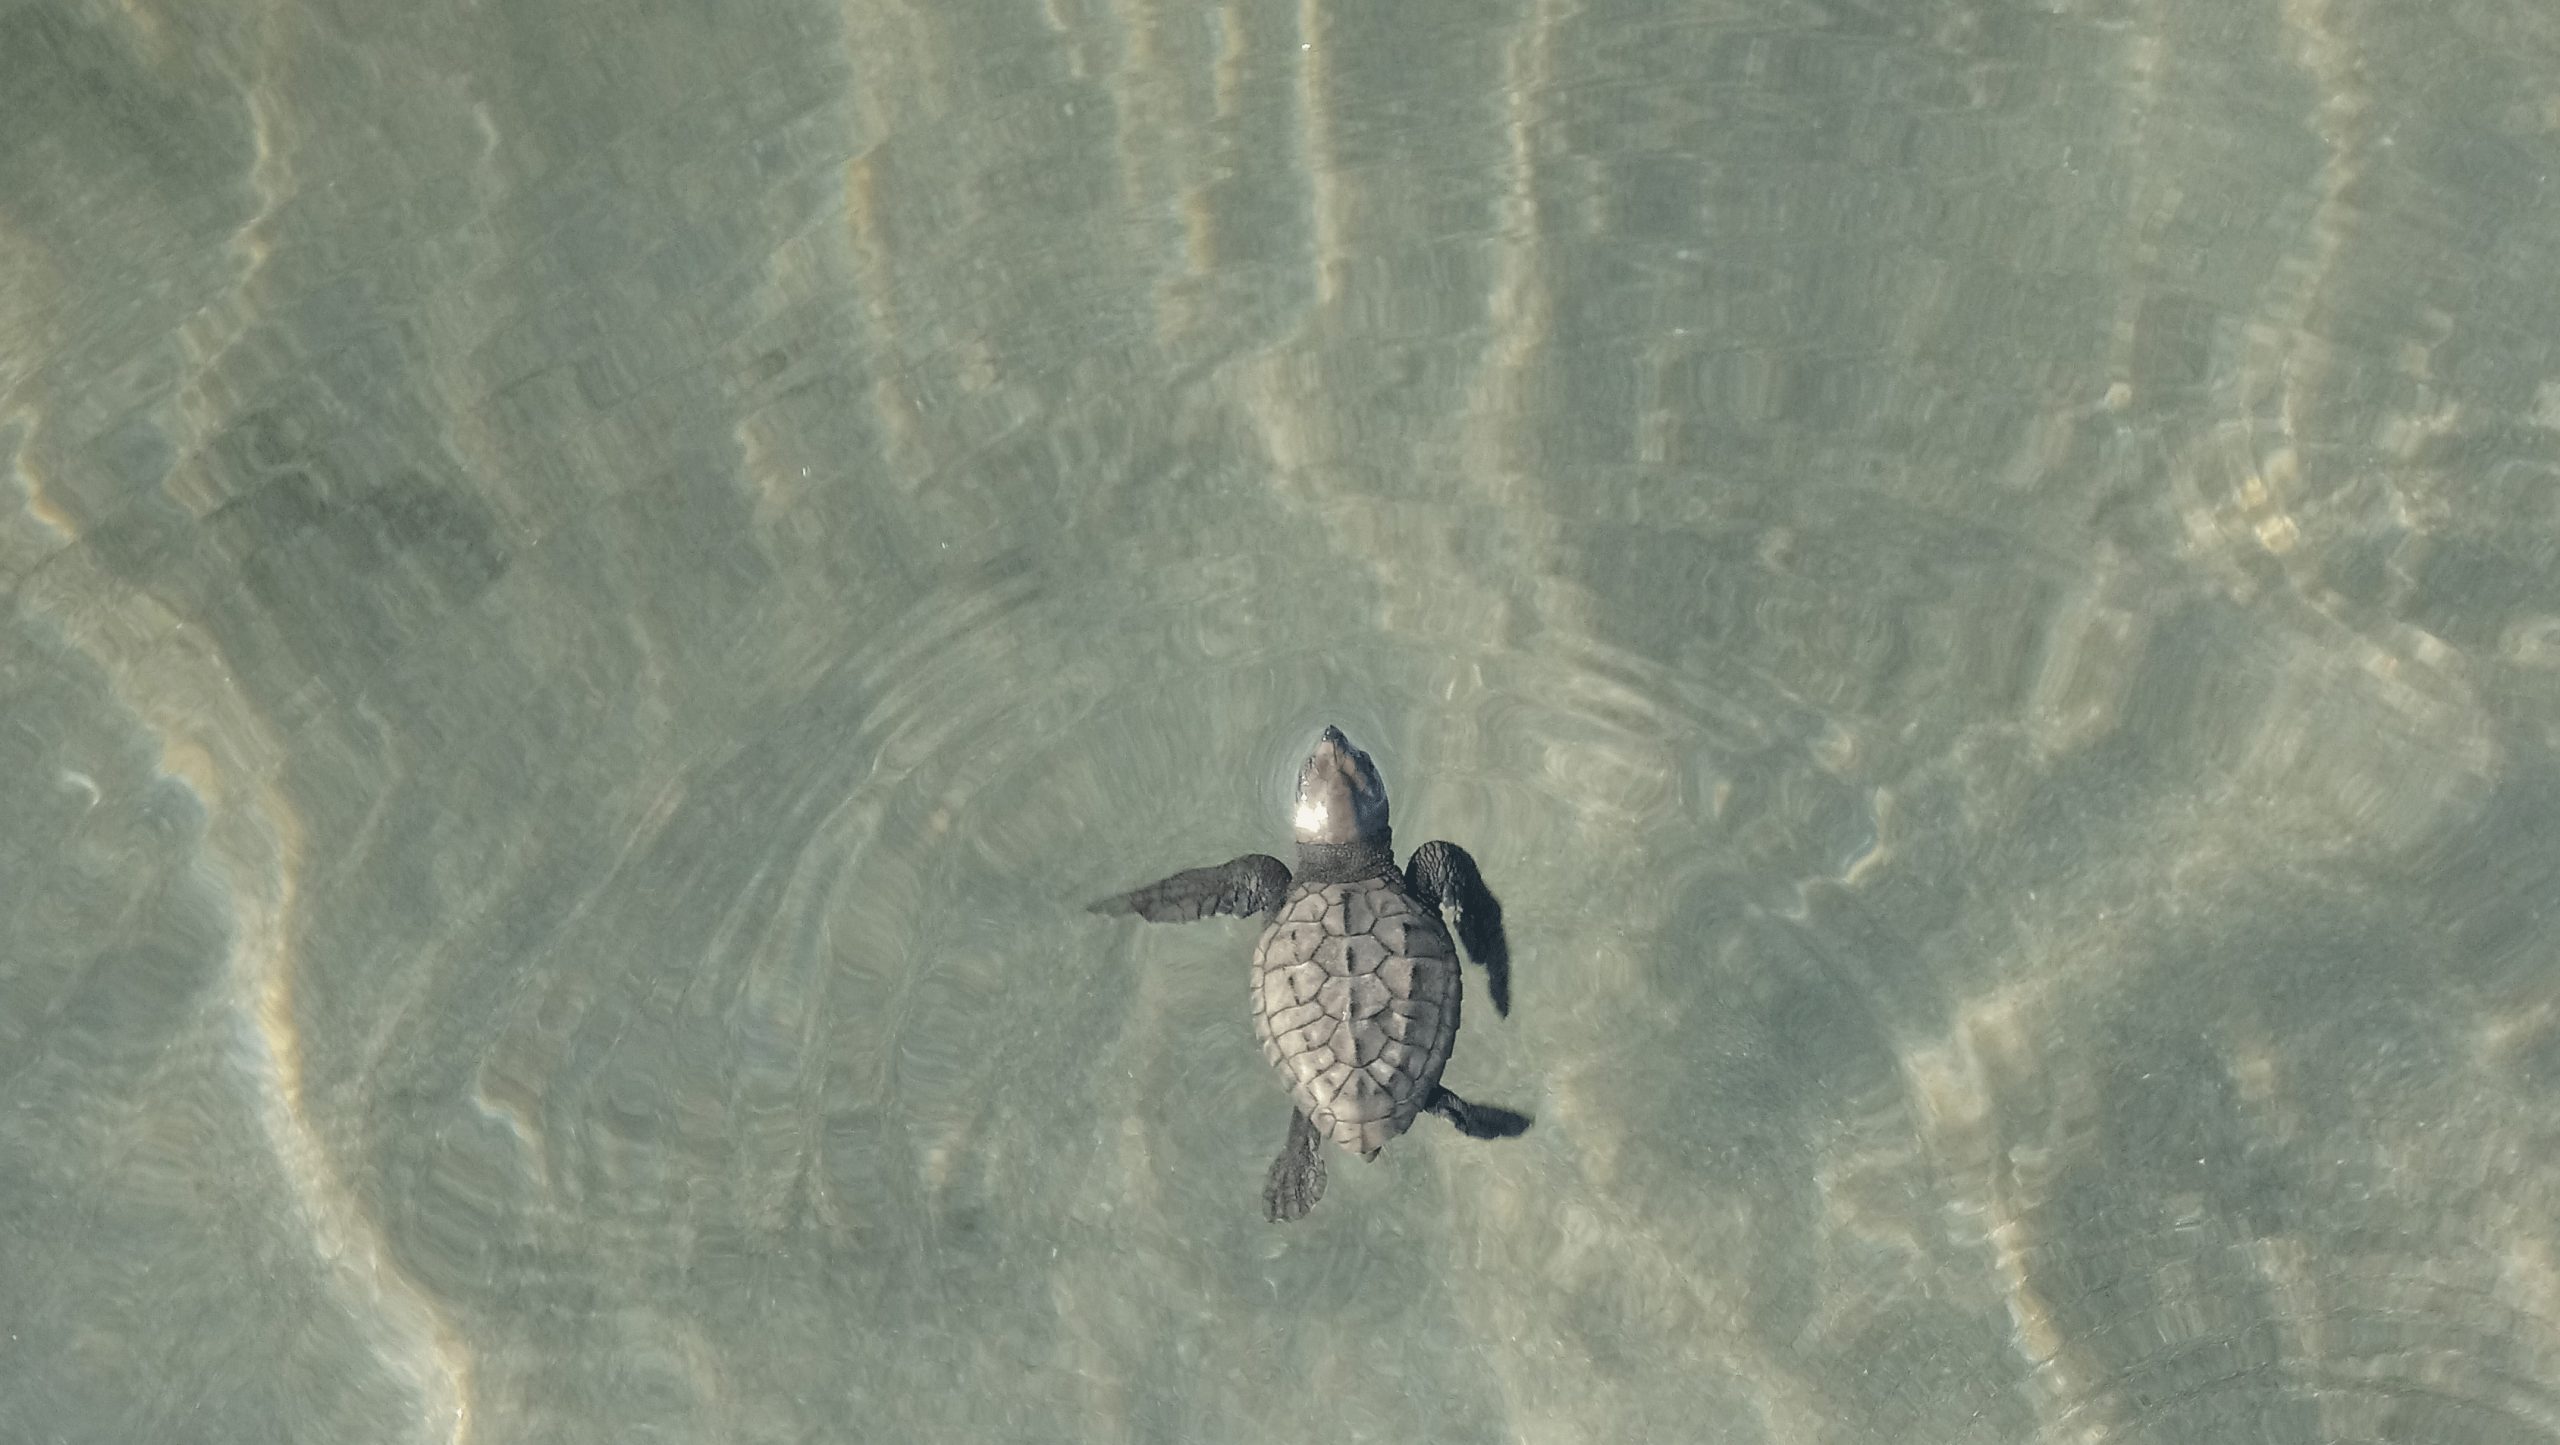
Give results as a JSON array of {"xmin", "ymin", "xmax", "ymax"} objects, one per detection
[
  {"xmin": 1263, "ymin": 1108, "xmax": 1329, "ymax": 1222},
  {"xmin": 1089, "ymin": 854, "xmax": 1291, "ymax": 922},
  {"xmin": 1405, "ymin": 840, "xmax": 1511, "ymax": 1015},
  {"xmin": 1426, "ymin": 1085, "xmax": 1532, "ymax": 1139}
]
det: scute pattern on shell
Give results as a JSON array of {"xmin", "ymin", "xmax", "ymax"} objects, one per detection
[{"xmin": 1250, "ymin": 876, "xmax": 1461, "ymax": 1158}]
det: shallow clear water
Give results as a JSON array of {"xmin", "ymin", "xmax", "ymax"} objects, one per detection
[{"xmin": 6, "ymin": 0, "xmax": 2560, "ymax": 1441}]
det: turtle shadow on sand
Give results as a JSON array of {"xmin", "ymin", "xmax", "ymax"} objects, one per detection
[{"xmin": 1090, "ymin": 726, "xmax": 1532, "ymax": 1222}]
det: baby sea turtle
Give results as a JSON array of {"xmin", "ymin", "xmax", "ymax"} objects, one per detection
[{"xmin": 1091, "ymin": 725, "xmax": 1530, "ymax": 1221}]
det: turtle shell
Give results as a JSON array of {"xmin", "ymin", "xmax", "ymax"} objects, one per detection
[{"xmin": 1250, "ymin": 873, "xmax": 1461, "ymax": 1159}]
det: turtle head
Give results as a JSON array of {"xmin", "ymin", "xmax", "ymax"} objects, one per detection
[{"xmin": 1293, "ymin": 725, "xmax": 1390, "ymax": 846}]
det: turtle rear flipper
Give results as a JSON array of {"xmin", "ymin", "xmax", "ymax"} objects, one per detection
[
  {"xmin": 1426, "ymin": 1085, "xmax": 1532, "ymax": 1139},
  {"xmin": 1263, "ymin": 1108, "xmax": 1328, "ymax": 1222},
  {"xmin": 1091, "ymin": 854, "xmax": 1291, "ymax": 922},
  {"xmin": 1406, "ymin": 840, "xmax": 1510, "ymax": 1015}
]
